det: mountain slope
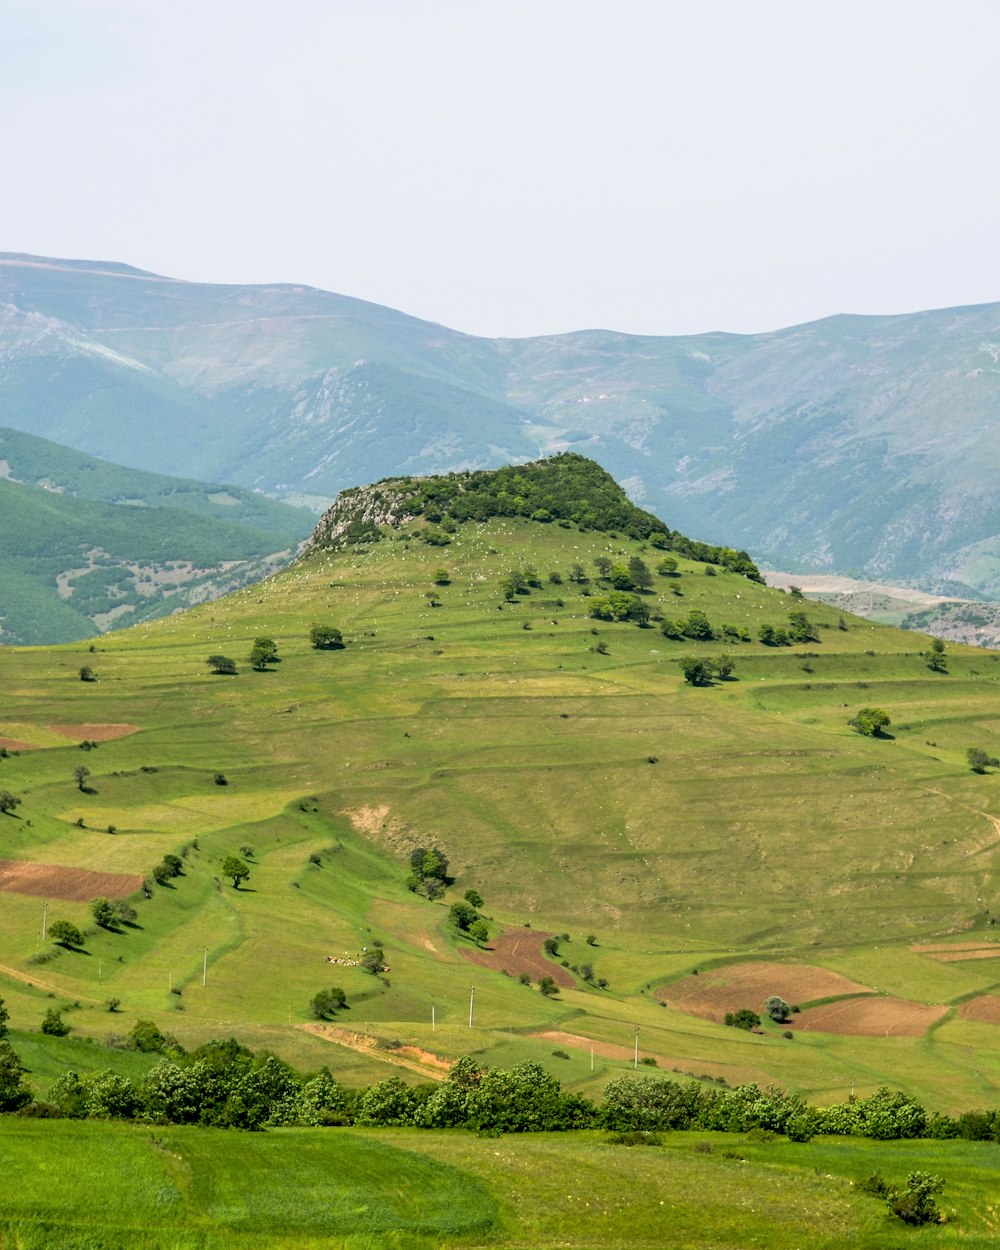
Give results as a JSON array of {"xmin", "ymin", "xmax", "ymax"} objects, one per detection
[
  {"xmin": 1, "ymin": 458, "xmax": 999, "ymax": 1108},
  {"xmin": 0, "ymin": 471, "xmax": 307, "ymax": 645},
  {"xmin": 3, "ymin": 254, "xmax": 1000, "ymax": 594}
]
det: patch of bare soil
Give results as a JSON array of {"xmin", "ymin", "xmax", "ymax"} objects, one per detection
[
  {"xmin": 912, "ymin": 942, "xmax": 1000, "ymax": 962},
  {"xmin": 796, "ymin": 997, "xmax": 947, "ymax": 1036},
  {"xmin": 0, "ymin": 738, "xmax": 41, "ymax": 751},
  {"xmin": 301, "ymin": 1024, "xmax": 449, "ymax": 1079},
  {"xmin": 0, "ymin": 859, "xmax": 144, "ymax": 901},
  {"xmin": 958, "ymin": 996, "xmax": 1000, "ymax": 1025},
  {"xmin": 658, "ymin": 960, "xmax": 872, "ymax": 1021},
  {"xmin": 46, "ymin": 723, "xmax": 140, "ymax": 742},
  {"xmin": 460, "ymin": 927, "xmax": 575, "ymax": 988}
]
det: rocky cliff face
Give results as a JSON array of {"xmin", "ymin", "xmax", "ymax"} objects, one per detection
[{"xmin": 303, "ymin": 481, "xmax": 418, "ymax": 553}]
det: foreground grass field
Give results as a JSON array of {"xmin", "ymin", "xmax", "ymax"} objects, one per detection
[
  {"xmin": 2, "ymin": 1118, "xmax": 1000, "ymax": 1250},
  {"xmin": 2, "ymin": 491, "xmax": 1000, "ymax": 1107}
]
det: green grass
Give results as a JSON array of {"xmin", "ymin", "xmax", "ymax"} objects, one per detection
[
  {"xmin": 2, "ymin": 515, "xmax": 1000, "ymax": 1103},
  {"xmin": 2, "ymin": 1119, "xmax": 1000, "ymax": 1249}
]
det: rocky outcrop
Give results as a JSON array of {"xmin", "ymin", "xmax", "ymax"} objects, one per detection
[{"xmin": 303, "ymin": 481, "xmax": 418, "ymax": 553}]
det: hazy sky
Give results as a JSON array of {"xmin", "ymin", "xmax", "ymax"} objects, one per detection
[{"xmin": 4, "ymin": 1, "xmax": 999, "ymax": 337}]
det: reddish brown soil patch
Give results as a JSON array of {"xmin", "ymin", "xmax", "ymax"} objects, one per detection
[
  {"xmin": 0, "ymin": 859, "xmax": 143, "ymax": 902},
  {"xmin": 958, "ymin": 996, "xmax": 1000, "ymax": 1025},
  {"xmin": 659, "ymin": 960, "xmax": 872, "ymax": 1021},
  {"xmin": 46, "ymin": 723, "xmax": 140, "ymax": 742},
  {"xmin": 460, "ymin": 927, "xmax": 575, "ymax": 988},
  {"xmin": 912, "ymin": 942, "xmax": 1000, "ymax": 963},
  {"xmin": 796, "ymin": 997, "xmax": 947, "ymax": 1036},
  {"xmin": 0, "ymin": 737, "xmax": 41, "ymax": 751}
]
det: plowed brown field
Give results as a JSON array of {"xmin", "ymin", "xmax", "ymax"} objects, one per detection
[
  {"xmin": 460, "ymin": 927, "xmax": 575, "ymax": 988},
  {"xmin": 659, "ymin": 960, "xmax": 872, "ymax": 1021},
  {"xmin": 958, "ymin": 996, "xmax": 1000, "ymax": 1025},
  {"xmin": 0, "ymin": 859, "xmax": 143, "ymax": 901},
  {"xmin": 0, "ymin": 738, "xmax": 40, "ymax": 751},
  {"xmin": 796, "ymin": 997, "xmax": 947, "ymax": 1036}
]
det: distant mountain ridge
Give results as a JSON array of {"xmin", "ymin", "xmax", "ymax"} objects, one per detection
[{"xmin": 3, "ymin": 253, "xmax": 1000, "ymax": 595}]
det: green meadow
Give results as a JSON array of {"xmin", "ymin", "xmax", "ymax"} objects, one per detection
[
  {"xmin": 2, "ymin": 505, "xmax": 1000, "ymax": 1115},
  {"xmin": 2, "ymin": 1119, "xmax": 1000, "ymax": 1249}
]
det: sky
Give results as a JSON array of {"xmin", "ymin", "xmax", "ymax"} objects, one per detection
[{"xmin": 3, "ymin": 0, "xmax": 999, "ymax": 338}]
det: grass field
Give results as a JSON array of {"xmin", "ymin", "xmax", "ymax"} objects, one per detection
[
  {"xmin": 1, "ymin": 1119, "xmax": 1000, "ymax": 1249},
  {"xmin": 2, "ymin": 511, "xmax": 1000, "ymax": 1107}
]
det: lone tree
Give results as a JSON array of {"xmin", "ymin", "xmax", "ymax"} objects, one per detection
[
  {"xmin": 678, "ymin": 656, "xmax": 714, "ymax": 686},
  {"xmin": 968, "ymin": 747, "xmax": 1000, "ymax": 774},
  {"xmin": 310, "ymin": 624, "xmax": 344, "ymax": 650},
  {"xmin": 206, "ymin": 655, "xmax": 238, "ymax": 675},
  {"xmin": 765, "ymin": 995, "xmax": 791, "ymax": 1023},
  {"xmin": 79, "ymin": 665, "xmax": 96, "ymax": 682},
  {"xmin": 725, "ymin": 1008, "xmax": 762, "ymax": 1030},
  {"xmin": 49, "ymin": 920, "xmax": 84, "ymax": 949},
  {"xmin": 469, "ymin": 918, "xmax": 490, "ymax": 946},
  {"xmin": 221, "ymin": 855, "xmax": 250, "ymax": 889},
  {"xmin": 849, "ymin": 707, "xmax": 891, "ymax": 737},
  {"xmin": 91, "ymin": 897, "xmax": 116, "ymax": 929},
  {"xmin": 924, "ymin": 637, "xmax": 947, "ymax": 673},
  {"xmin": 72, "ymin": 765, "xmax": 90, "ymax": 791},
  {"xmin": 310, "ymin": 987, "xmax": 347, "ymax": 1019},
  {"xmin": 0, "ymin": 790, "xmax": 21, "ymax": 815},
  {"xmin": 248, "ymin": 637, "xmax": 278, "ymax": 670}
]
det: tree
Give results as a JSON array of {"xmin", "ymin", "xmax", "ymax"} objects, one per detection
[
  {"xmin": 0, "ymin": 790, "xmax": 21, "ymax": 815},
  {"xmin": 593, "ymin": 556, "xmax": 613, "ymax": 580},
  {"xmin": 41, "ymin": 1007, "xmax": 70, "ymax": 1036},
  {"xmin": 249, "ymin": 644, "xmax": 273, "ymax": 671},
  {"xmin": 464, "ymin": 889, "xmax": 483, "ymax": 908},
  {"xmin": 714, "ymin": 654, "xmax": 736, "ymax": 680},
  {"xmin": 469, "ymin": 918, "xmax": 489, "ymax": 946},
  {"xmin": 538, "ymin": 976, "xmax": 559, "ymax": 997},
  {"xmin": 72, "ymin": 764, "xmax": 90, "ymax": 791},
  {"xmin": 449, "ymin": 900, "xmax": 478, "ymax": 931},
  {"xmin": 765, "ymin": 996, "xmax": 791, "ymax": 1023},
  {"xmin": 162, "ymin": 853, "xmax": 183, "ymax": 878},
  {"xmin": 91, "ymin": 897, "xmax": 116, "ymax": 929},
  {"xmin": 681, "ymin": 609, "xmax": 714, "ymax": 640},
  {"xmin": 924, "ymin": 637, "xmax": 947, "ymax": 672},
  {"xmin": 221, "ymin": 856, "xmax": 250, "ymax": 889},
  {"xmin": 129, "ymin": 1019, "xmax": 169, "ymax": 1053},
  {"xmin": 206, "ymin": 654, "xmax": 238, "ymax": 675},
  {"xmin": 310, "ymin": 624, "xmax": 344, "ymax": 650},
  {"xmin": 310, "ymin": 987, "xmax": 347, "ymax": 1019},
  {"xmin": 542, "ymin": 936, "xmax": 560, "ymax": 957},
  {"xmin": 628, "ymin": 556, "xmax": 654, "ymax": 591},
  {"xmin": 253, "ymin": 637, "xmax": 278, "ymax": 662},
  {"xmin": 609, "ymin": 563, "xmax": 634, "ymax": 590},
  {"xmin": 79, "ymin": 665, "xmax": 96, "ymax": 682},
  {"xmin": 152, "ymin": 863, "xmax": 172, "ymax": 886},
  {"xmin": 967, "ymin": 747, "xmax": 1000, "ymax": 774},
  {"xmin": 0, "ymin": 996, "xmax": 7, "ymax": 1040},
  {"xmin": 49, "ymin": 920, "xmax": 84, "ymax": 948},
  {"xmin": 433, "ymin": 567, "xmax": 450, "ymax": 585},
  {"xmin": 113, "ymin": 901, "xmax": 138, "ymax": 926},
  {"xmin": 725, "ymin": 1008, "xmax": 761, "ymax": 1030},
  {"xmin": 678, "ymin": 656, "xmax": 713, "ymax": 686},
  {"xmin": 849, "ymin": 707, "xmax": 891, "ymax": 737},
  {"xmin": 656, "ymin": 556, "xmax": 678, "ymax": 576},
  {"xmin": 0, "ymin": 1040, "xmax": 29, "ymax": 1111}
]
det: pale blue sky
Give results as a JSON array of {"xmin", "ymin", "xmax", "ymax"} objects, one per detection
[{"xmin": 3, "ymin": 0, "xmax": 998, "ymax": 337}]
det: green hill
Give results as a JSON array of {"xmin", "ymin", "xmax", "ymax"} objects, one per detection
[
  {"xmin": 0, "ymin": 431, "xmax": 315, "ymax": 645},
  {"xmin": 1, "ymin": 456, "xmax": 999, "ymax": 1122}
]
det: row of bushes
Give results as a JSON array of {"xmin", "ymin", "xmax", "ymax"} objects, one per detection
[{"xmin": 6, "ymin": 1031, "xmax": 1000, "ymax": 1142}]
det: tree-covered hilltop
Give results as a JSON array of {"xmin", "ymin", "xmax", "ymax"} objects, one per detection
[{"xmin": 310, "ymin": 453, "xmax": 763, "ymax": 580}]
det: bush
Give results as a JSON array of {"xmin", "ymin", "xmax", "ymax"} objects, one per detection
[
  {"xmin": 724, "ymin": 1008, "xmax": 761, "ymax": 1030},
  {"xmin": 310, "ymin": 624, "xmax": 344, "ymax": 650},
  {"xmin": 310, "ymin": 987, "xmax": 347, "ymax": 1019},
  {"xmin": 886, "ymin": 1172, "xmax": 945, "ymax": 1225},
  {"xmin": 41, "ymin": 1008, "xmax": 70, "ymax": 1036}
]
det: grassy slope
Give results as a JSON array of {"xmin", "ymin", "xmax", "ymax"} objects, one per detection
[
  {"xmin": 1, "ymin": 1120, "xmax": 1000, "ymax": 1249},
  {"xmin": 2, "ymin": 516, "xmax": 1000, "ymax": 1107}
]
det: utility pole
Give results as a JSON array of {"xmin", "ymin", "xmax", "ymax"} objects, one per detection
[
  {"xmin": 469, "ymin": 985, "xmax": 475, "ymax": 1027},
  {"xmin": 591, "ymin": 1045, "xmax": 594, "ymax": 1072},
  {"xmin": 41, "ymin": 901, "xmax": 48, "ymax": 942},
  {"xmin": 202, "ymin": 947, "xmax": 208, "ymax": 987},
  {"xmin": 432, "ymin": 1004, "xmax": 436, "ymax": 1032},
  {"xmin": 634, "ymin": 1024, "xmax": 639, "ymax": 1070}
]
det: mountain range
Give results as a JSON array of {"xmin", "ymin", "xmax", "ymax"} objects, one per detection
[{"xmin": 3, "ymin": 252, "xmax": 1000, "ymax": 601}]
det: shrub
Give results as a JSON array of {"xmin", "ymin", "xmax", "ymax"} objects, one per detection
[{"xmin": 41, "ymin": 1008, "xmax": 70, "ymax": 1036}]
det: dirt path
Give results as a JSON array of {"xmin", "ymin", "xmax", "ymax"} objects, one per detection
[
  {"xmin": 301, "ymin": 1023, "xmax": 449, "ymax": 1080},
  {"xmin": 0, "ymin": 961, "xmax": 102, "ymax": 1004}
]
